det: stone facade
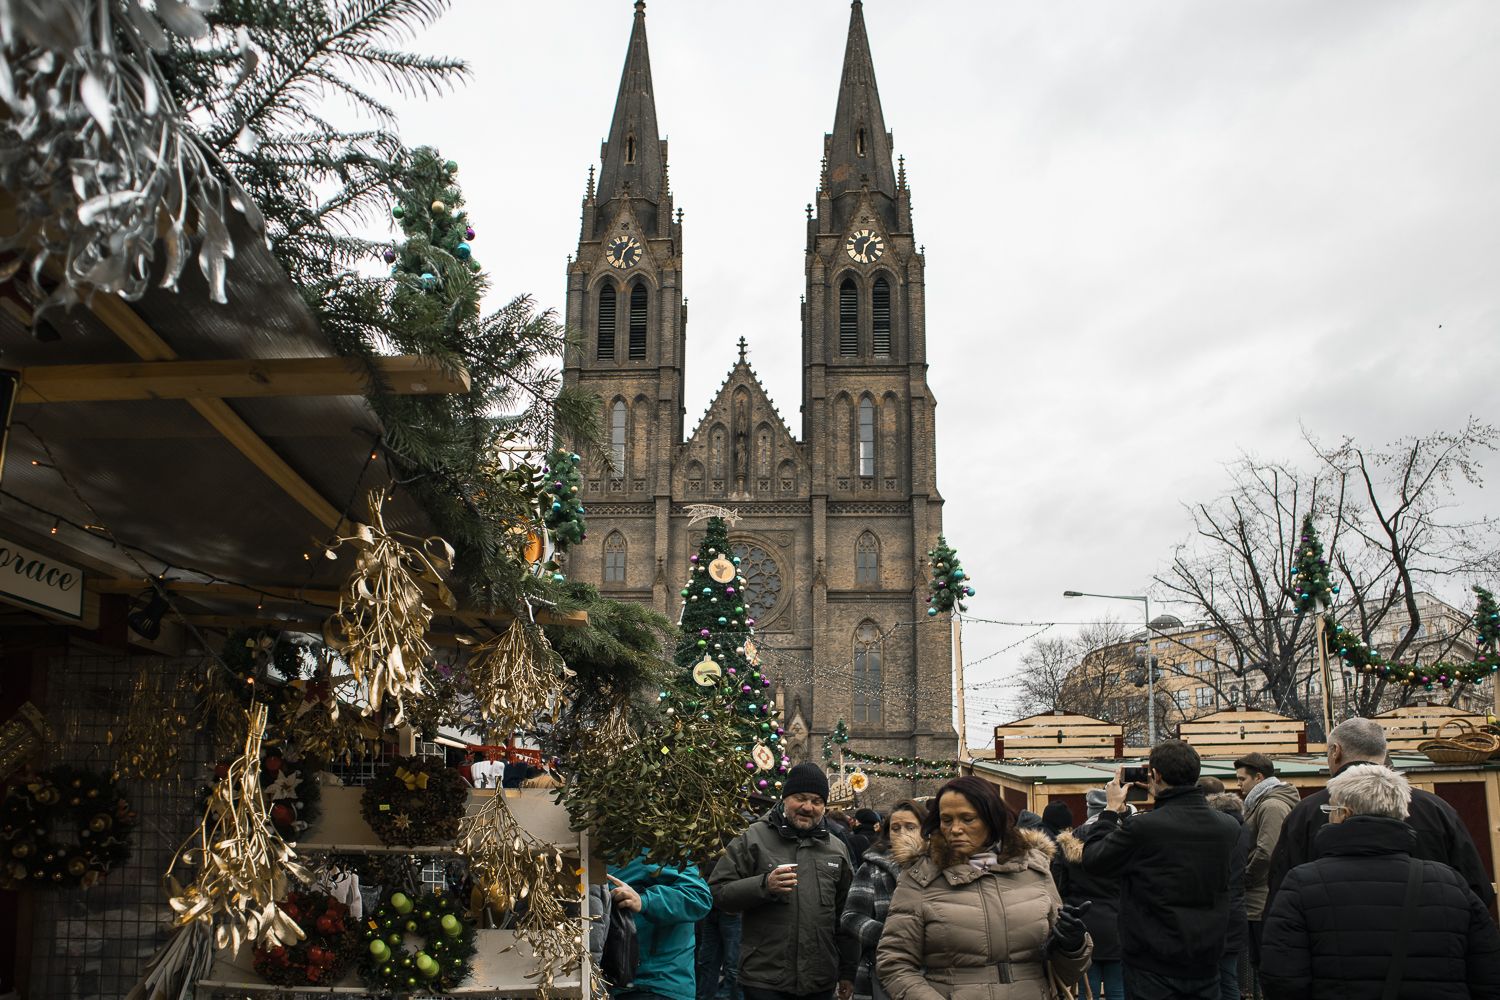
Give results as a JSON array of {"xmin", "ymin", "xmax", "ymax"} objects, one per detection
[{"xmin": 560, "ymin": 1, "xmax": 957, "ymax": 798}]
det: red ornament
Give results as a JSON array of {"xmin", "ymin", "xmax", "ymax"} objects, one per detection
[
  {"xmin": 214, "ymin": 763, "xmax": 230, "ymax": 780},
  {"xmin": 264, "ymin": 756, "xmax": 284, "ymax": 774},
  {"xmin": 270, "ymin": 802, "xmax": 296, "ymax": 827},
  {"xmin": 316, "ymin": 913, "xmax": 338, "ymax": 935}
]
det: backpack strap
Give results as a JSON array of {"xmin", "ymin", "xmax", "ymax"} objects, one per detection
[{"xmin": 1382, "ymin": 858, "xmax": 1425, "ymax": 1000}]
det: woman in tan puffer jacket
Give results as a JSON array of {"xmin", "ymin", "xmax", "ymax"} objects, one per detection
[{"xmin": 876, "ymin": 777, "xmax": 1091, "ymax": 1000}]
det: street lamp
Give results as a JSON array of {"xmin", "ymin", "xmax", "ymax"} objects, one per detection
[{"xmin": 1064, "ymin": 590, "xmax": 1156, "ymax": 746}]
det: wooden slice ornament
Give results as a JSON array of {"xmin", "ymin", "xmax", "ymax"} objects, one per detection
[
  {"xmin": 742, "ymin": 640, "xmax": 760, "ymax": 666},
  {"xmin": 752, "ymin": 742, "xmax": 776, "ymax": 772},
  {"xmin": 848, "ymin": 770, "xmax": 870, "ymax": 794},
  {"xmin": 708, "ymin": 557, "xmax": 737, "ymax": 583},
  {"xmin": 522, "ymin": 530, "xmax": 544, "ymax": 564},
  {"xmin": 692, "ymin": 658, "xmax": 723, "ymax": 686}
]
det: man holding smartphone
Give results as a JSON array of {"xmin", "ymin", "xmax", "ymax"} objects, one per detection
[
  {"xmin": 1082, "ymin": 740, "xmax": 1240, "ymax": 1000},
  {"xmin": 710, "ymin": 763, "xmax": 858, "ymax": 1000}
]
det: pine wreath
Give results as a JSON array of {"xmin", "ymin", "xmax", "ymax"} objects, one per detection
[
  {"xmin": 252, "ymin": 889, "xmax": 360, "ymax": 986},
  {"xmin": 0, "ymin": 766, "xmax": 135, "ymax": 889},
  {"xmin": 360, "ymin": 755, "xmax": 468, "ymax": 846},
  {"xmin": 359, "ymin": 889, "xmax": 476, "ymax": 993}
]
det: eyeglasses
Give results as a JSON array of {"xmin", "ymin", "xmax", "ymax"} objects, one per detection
[{"xmin": 1319, "ymin": 803, "xmax": 1348, "ymax": 816}]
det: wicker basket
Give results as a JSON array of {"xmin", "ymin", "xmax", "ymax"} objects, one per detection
[{"xmin": 1418, "ymin": 719, "xmax": 1500, "ymax": 765}]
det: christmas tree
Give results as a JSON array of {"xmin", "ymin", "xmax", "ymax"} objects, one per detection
[
  {"xmin": 540, "ymin": 448, "xmax": 586, "ymax": 552},
  {"xmin": 1291, "ymin": 515, "xmax": 1338, "ymax": 613},
  {"xmin": 674, "ymin": 517, "xmax": 790, "ymax": 794},
  {"xmin": 388, "ymin": 148, "xmax": 481, "ymax": 316},
  {"xmin": 1470, "ymin": 585, "xmax": 1500, "ymax": 681},
  {"xmin": 926, "ymin": 536, "xmax": 974, "ymax": 616}
]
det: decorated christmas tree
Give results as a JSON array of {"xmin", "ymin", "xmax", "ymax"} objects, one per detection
[
  {"xmin": 926, "ymin": 536, "xmax": 974, "ymax": 616},
  {"xmin": 540, "ymin": 447, "xmax": 586, "ymax": 552},
  {"xmin": 1469, "ymin": 585, "xmax": 1500, "ymax": 681},
  {"xmin": 674, "ymin": 517, "xmax": 790, "ymax": 794},
  {"xmin": 387, "ymin": 148, "xmax": 480, "ymax": 299},
  {"xmin": 1291, "ymin": 515, "xmax": 1338, "ymax": 614}
]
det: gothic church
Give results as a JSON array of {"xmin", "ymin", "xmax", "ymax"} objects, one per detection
[{"xmin": 561, "ymin": 1, "xmax": 956, "ymax": 785}]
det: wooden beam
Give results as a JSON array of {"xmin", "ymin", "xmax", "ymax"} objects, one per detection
[{"xmin": 16, "ymin": 356, "xmax": 470, "ymax": 403}]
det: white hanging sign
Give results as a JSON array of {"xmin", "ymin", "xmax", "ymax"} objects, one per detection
[{"xmin": 0, "ymin": 535, "xmax": 84, "ymax": 621}]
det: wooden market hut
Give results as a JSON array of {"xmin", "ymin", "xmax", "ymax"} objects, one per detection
[
  {"xmin": 968, "ymin": 705, "xmax": 1500, "ymax": 902},
  {"xmin": 0, "ymin": 205, "xmax": 589, "ymax": 995}
]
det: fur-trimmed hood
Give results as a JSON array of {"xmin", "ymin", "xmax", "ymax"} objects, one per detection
[
  {"xmin": 1055, "ymin": 829, "xmax": 1084, "ymax": 865},
  {"xmin": 906, "ymin": 826, "xmax": 1056, "ymax": 888}
]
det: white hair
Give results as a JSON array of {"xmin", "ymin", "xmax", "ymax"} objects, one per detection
[{"xmin": 1327, "ymin": 766, "xmax": 1410, "ymax": 820}]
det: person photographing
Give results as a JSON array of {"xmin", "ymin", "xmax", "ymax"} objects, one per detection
[{"xmin": 1082, "ymin": 740, "xmax": 1239, "ymax": 1000}]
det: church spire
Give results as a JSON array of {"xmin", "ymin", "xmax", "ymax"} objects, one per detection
[
  {"xmin": 824, "ymin": 1, "xmax": 896, "ymax": 204},
  {"xmin": 597, "ymin": 0, "xmax": 665, "ymax": 206}
]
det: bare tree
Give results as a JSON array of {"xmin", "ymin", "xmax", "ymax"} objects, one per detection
[
  {"xmin": 1157, "ymin": 419, "xmax": 1498, "ymax": 735},
  {"xmin": 1013, "ymin": 620, "xmax": 1172, "ymax": 745}
]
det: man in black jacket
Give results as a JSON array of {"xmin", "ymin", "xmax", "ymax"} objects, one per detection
[
  {"xmin": 1259, "ymin": 764, "xmax": 1500, "ymax": 998},
  {"xmin": 1083, "ymin": 740, "xmax": 1241, "ymax": 1000},
  {"xmin": 1267, "ymin": 717, "xmax": 1494, "ymax": 913}
]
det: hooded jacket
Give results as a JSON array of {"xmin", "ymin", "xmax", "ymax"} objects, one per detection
[
  {"xmin": 1081, "ymin": 783, "xmax": 1240, "ymax": 979},
  {"xmin": 606, "ymin": 856, "xmax": 713, "ymax": 1000},
  {"xmin": 1053, "ymin": 822, "xmax": 1122, "ymax": 961},
  {"xmin": 1242, "ymin": 778, "xmax": 1301, "ymax": 919},
  {"xmin": 1259, "ymin": 815, "xmax": 1500, "ymax": 999},
  {"xmin": 876, "ymin": 828, "xmax": 1091, "ymax": 1000},
  {"xmin": 842, "ymin": 836, "xmax": 925, "ymax": 1000},
  {"xmin": 709, "ymin": 804, "xmax": 858, "ymax": 995}
]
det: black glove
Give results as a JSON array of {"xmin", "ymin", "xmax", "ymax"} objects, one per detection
[{"xmin": 1049, "ymin": 900, "xmax": 1090, "ymax": 954}]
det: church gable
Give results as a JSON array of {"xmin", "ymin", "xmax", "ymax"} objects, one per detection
[{"xmin": 677, "ymin": 346, "xmax": 805, "ymax": 499}]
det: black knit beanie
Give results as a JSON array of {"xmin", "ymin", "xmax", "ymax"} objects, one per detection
[{"xmin": 782, "ymin": 763, "xmax": 830, "ymax": 801}]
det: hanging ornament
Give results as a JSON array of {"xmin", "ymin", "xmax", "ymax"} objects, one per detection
[
  {"xmin": 751, "ymin": 743, "xmax": 776, "ymax": 772},
  {"xmin": 431, "ymin": 200, "xmax": 446, "ymax": 213},
  {"xmin": 708, "ymin": 557, "xmax": 737, "ymax": 583},
  {"xmin": 692, "ymin": 658, "xmax": 723, "ymax": 686},
  {"xmin": 743, "ymin": 640, "xmax": 760, "ymax": 666}
]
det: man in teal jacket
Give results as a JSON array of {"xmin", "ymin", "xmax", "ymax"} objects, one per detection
[{"xmin": 608, "ymin": 854, "xmax": 714, "ymax": 1000}]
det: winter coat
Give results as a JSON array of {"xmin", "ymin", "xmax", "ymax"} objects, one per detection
[
  {"xmin": 1225, "ymin": 816, "xmax": 1249, "ymax": 954},
  {"xmin": 1259, "ymin": 815, "xmax": 1500, "ymax": 999},
  {"xmin": 1267, "ymin": 760, "xmax": 1496, "ymax": 913},
  {"xmin": 607, "ymin": 856, "xmax": 714, "ymax": 1000},
  {"xmin": 1081, "ymin": 783, "xmax": 1240, "ymax": 979},
  {"xmin": 709, "ymin": 805, "xmax": 859, "ymax": 996},
  {"xmin": 876, "ymin": 827, "xmax": 1091, "ymax": 1000},
  {"xmin": 842, "ymin": 840, "xmax": 920, "ymax": 1000},
  {"xmin": 1052, "ymin": 822, "xmax": 1122, "ymax": 961},
  {"xmin": 1242, "ymin": 779, "xmax": 1301, "ymax": 919}
]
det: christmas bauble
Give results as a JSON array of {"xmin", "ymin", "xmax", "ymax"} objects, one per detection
[{"xmin": 431, "ymin": 200, "xmax": 446, "ymax": 213}]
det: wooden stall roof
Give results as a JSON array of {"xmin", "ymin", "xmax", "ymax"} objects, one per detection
[
  {"xmin": 993, "ymin": 712, "xmax": 1124, "ymax": 761},
  {"xmin": 1376, "ymin": 704, "xmax": 1490, "ymax": 753},
  {"xmin": 970, "ymin": 753, "xmax": 1496, "ymax": 790},
  {"xmin": 1177, "ymin": 708, "xmax": 1308, "ymax": 758}
]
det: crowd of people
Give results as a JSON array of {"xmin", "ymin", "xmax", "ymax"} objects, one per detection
[{"xmin": 597, "ymin": 718, "xmax": 1500, "ymax": 1000}]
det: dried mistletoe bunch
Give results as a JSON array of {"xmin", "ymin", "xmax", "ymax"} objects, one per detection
[
  {"xmin": 322, "ymin": 491, "xmax": 454, "ymax": 724},
  {"xmin": 463, "ymin": 620, "xmax": 573, "ymax": 742},
  {"xmin": 111, "ymin": 660, "xmax": 193, "ymax": 781},
  {"xmin": 165, "ymin": 703, "xmax": 308, "ymax": 954},
  {"xmin": 455, "ymin": 791, "xmax": 585, "ymax": 1000}
]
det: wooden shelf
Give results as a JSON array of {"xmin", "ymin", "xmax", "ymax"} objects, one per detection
[
  {"xmin": 292, "ymin": 786, "xmax": 576, "ymax": 855},
  {"xmin": 198, "ymin": 928, "xmax": 584, "ymax": 997}
]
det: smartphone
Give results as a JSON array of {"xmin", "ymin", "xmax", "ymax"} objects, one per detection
[{"xmin": 1121, "ymin": 765, "xmax": 1150, "ymax": 784}]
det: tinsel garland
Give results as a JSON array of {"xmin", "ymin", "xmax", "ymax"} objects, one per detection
[
  {"xmin": 0, "ymin": 766, "xmax": 136, "ymax": 889},
  {"xmin": 321, "ymin": 491, "xmax": 455, "ymax": 724},
  {"xmin": 821, "ymin": 721, "xmax": 957, "ymax": 782}
]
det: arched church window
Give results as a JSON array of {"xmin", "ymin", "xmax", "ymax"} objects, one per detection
[
  {"xmin": 853, "ymin": 620, "xmax": 882, "ymax": 724},
  {"xmin": 603, "ymin": 532, "xmax": 627, "ymax": 584},
  {"xmin": 872, "ymin": 277, "xmax": 891, "ymax": 356},
  {"xmin": 838, "ymin": 279, "xmax": 858, "ymax": 356},
  {"xmin": 597, "ymin": 284, "xmax": 617, "ymax": 360},
  {"xmin": 858, "ymin": 397, "xmax": 875, "ymax": 477},
  {"xmin": 855, "ymin": 532, "xmax": 879, "ymax": 586},
  {"xmin": 625, "ymin": 134, "xmax": 636, "ymax": 164},
  {"xmin": 628, "ymin": 282, "xmax": 648, "ymax": 360},
  {"xmin": 610, "ymin": 400, "xmax": 627, "ymax": 476},
  {"xmin": 856, "ymin": 127, "xmax": 867, "ymax": 157}
]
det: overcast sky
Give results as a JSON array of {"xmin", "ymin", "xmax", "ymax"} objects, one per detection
[{"xmin": 371, "ymin": 1, "xmax": 1500, "ymax": 746}]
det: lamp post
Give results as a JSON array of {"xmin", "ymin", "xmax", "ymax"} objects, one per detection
[{"xmin": 1064, "ymin": 590, "xmax": 1156, "ymax": 746}]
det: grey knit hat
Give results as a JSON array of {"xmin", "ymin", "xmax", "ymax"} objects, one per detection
[{"xmin": 1085, "ymin": 788, "xmax": 1109, "ymax": 819}]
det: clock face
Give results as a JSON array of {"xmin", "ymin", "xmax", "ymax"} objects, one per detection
[
  {"xmin": 605, "ymin": 235, "xmax": 643, "ymax": 269},
  {"xmin": 845, "ymin": 229, "xmax": 885, "ymax": 264}
]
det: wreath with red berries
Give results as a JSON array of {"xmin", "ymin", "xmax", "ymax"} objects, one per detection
[
  {"xmin": 359, "ymin": 889, "xmax": 476, "ymax": 994},
  {"xmin": 360, "ymin": 755, "xmax": 467, "ymax": 846},
  {"xmin": 205, "ymin": 743, "xmax": 321, "ymax": 840},
  {"xmin": 0, "ymin": 766, "xmax": 135, "ymax": 889},
  {"xmin": 252, "ymin": 889, "xmax": 360, "ymax": 987}
]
